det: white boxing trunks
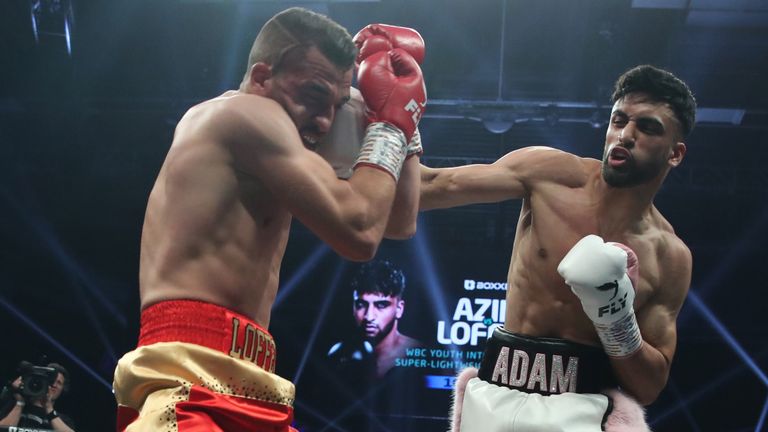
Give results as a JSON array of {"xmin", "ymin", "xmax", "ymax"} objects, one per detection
[{"xmin": 451, "ymin": 327, "xmax": 649, "ymax": 432}]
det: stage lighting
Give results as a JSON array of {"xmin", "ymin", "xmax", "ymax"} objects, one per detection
[
  {"xmin": 589, "ymin": 111, "xmax": 604, "ymax": 129},
  {"xmin": 30, "ymin": 0, "xmax": 74, "ymax": 56},
  {"xmin": 482, "ymin": 117, "xmax": 513, "ymax": 134}
]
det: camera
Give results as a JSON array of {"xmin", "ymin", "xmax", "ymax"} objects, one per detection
[{"xmin": 17, "ymin": 361, "xmax": 58, "ymax": 400}]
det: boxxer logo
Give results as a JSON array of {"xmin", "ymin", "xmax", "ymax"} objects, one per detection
[{"xmin": 404, "ymin": 98, "xmax": 426, "ymax": 124}]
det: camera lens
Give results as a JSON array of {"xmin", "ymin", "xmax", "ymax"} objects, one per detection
[
  {"xmin": 22, "ymin": 374, "xmax": 48, "ymax": 399},
  {"xmin": 27, "ymin": 377, "xmax": 44, "ymax": 393}
]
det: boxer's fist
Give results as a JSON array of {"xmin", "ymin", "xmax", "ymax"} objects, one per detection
[
  {"xmin": 558, "ymin": 235, "xmax": 643, "ymax": 357},
  {"xmin": 316, "ymin": 88, "xmax": 422, "ymax": 178},
  {"xmin": 557, "ymin": 235, "xmax": 637, "ymax": 325},
  {"xmin": 353, "ymin": 24, "xmax": 425, "ymax": 65},
  {"xmin": 357, "ymin": 49, "xmax": 426, "ymax": 141}
]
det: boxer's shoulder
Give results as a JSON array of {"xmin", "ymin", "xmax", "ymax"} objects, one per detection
[
  {"xmin": 499, "ymin": 146, "xmax": 593, "ymax": 189},
  {"xmin": 647, "ymin": 208, "xmax": 692, "ymax": 266},
  {"xmin": 191, "ymin": 93, "xmax": 299, "ymax": 152},
  {"xmin": 631, "ymin": 226, "xmax": 691, "ymax": 307}
]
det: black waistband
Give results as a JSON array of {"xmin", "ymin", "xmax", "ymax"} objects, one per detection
[{"xmin": 477, "ymin": 328, "xmax": 618, "ymax": 395}]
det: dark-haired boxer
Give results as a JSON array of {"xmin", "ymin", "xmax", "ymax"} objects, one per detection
[
  {"xmin": 112, "ymin": 8, "xmax": 427, "ymax": 431},
  {"xmin": 420, "ymin": 65, "xmax": 695, "ymax": 431}
]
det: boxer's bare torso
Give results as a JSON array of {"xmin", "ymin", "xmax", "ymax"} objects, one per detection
[
  {"xmin": 137, "ymin": 45, "xmax": 416, "ymax": 329},
  {"xmin": 420, "ymin": 93, "xmax": 692, "ymax": 402},
  {"xmin": 502, "ymin": 155, "xmax": 690, "ymax": 349},
  {"xmin": 139, "ymin": 92, "xmax": 291, "ymax": 328}
]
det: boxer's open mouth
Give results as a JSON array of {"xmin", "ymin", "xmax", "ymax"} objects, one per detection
[{"xmin": 608, "ymin": 146, "xmax": 631, "ymax": 168}]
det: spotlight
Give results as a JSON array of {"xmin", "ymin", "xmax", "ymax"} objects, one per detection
[
  {"xmin": 30, "ymin": 0, "xmax": 74, "ymax": 56},
  {"xmin": 589, "ymin": 111, "xmax": 604, "ymax": 129},
  {"xmin": 482, "ymin": 114, "xmax": 514, "ymax": 134}
]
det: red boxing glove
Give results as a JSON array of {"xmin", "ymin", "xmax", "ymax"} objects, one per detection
[
  {"xmin": 357, "ymin": 49, "xmax": 426, "ymax": 142},
  {"xmin": 353, "ymin": 24, "xmax": 425, "ymax": 66}
]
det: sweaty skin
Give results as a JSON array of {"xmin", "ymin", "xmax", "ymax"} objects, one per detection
[
  {"xmin": 420, "ymin": 93, "xmax": 692, "ymax": 405},
  {"xmin": 140, "ymin": 46, "xmax": 410, "ymax": 329}
]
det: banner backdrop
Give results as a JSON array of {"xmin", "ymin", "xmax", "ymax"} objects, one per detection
[{"xmin": 281, "ymin": 235, "xmax": 512, "ymax": 431}]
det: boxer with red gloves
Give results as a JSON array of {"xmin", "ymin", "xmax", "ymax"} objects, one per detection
[
  {"xmin": 317, "ymin": 22, "xmax": 426, "ymax": 179},
  {"xmin": 113, "ymin": 8, "xmax": 427, "ymax": 431},
  {"xmin": 419, "ymin": 65, "xmax": 696, "ymax": 431},
  {"xmin": 354, "ymin": 47, "xmax": 425, "ymax": 180},
  {"xmin": 316, "ymin": 22, "xmax": 427, "ymax": 239},
  {"xmin": 354, "ymin": 23, "xmax": 426, "ymax": 66}
]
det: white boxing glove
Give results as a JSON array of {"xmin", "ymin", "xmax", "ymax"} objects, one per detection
[
  {"xmin": 557, "ymin": 235, "xmax": 643, "ymax": 357},
  {"xmin": 316, "ymin": 87, "xmax": 422, "ymax": 180}
]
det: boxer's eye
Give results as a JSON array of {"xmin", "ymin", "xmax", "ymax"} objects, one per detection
[
  {"xmin": 637, "ymin": 118, "xmax": 664, "ymax": 135},
  {"xmin": 610, "ymin": 115, "xmax": 627, "ymax": 126}
]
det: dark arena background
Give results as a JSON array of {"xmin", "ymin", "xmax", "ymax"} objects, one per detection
[{"xmin": 1, "ymin": 0, "xmax": 767, "ymax": 431}]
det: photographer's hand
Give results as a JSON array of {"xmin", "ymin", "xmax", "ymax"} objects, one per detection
[
  {"xmin": 10, "ymin": 377, "xmax": 23, "ymax": 402},
  {"xmin": 42, "ymin": 386, "xmax": 75, "ymax": 432},
  {"xmin": 0, "ymin": 378, "xmax": 24, "ymax": 426}
]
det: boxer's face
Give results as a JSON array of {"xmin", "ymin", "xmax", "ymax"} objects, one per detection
[
  {"xmin": 264, "ymin": 46, "xmax": 352, "ymax": 150},
  {"xmin": 602, "ymin": 92, "xmax": 686, "ymax": 188},
  {"xmin": 353, "ymin": 291, "xmax": 404, "ymax": 343}
]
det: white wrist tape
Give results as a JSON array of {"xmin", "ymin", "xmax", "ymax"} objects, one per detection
[
  {"xmin": 354, "ymin": 122, "xmax": 407, "ymax": 180},
  {"xmin": 406, "ymin": 127, "xmax": 423, "ymax": 158},
  {"xmin": 594, "ymin": 311, "xmax": 643, "ymax": 357}
]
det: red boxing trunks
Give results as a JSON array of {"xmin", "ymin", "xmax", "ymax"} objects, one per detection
[
  {"xmin": 451, "ymin": 327, "xmax": 649, "ymax": 432},
  {"xmin": 113, "ymin": 300, "xmax": 297, "ymax": 432}
]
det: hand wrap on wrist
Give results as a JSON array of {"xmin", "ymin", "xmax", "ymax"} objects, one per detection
[{"xmin": 354, "ymin": 122, "xmax": 408, "ymax": 180}]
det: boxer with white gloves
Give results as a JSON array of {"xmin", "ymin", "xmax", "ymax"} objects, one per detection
[
  {"xmin": 419, "ymin": 65, "xmax": 696, "ymax": 431},
  {"xmin": 558, "ymin": 235, "xmax": 643, "ymax": 358}
]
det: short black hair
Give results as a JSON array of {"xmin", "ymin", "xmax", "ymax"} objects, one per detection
[
  {"xmin": 244, "ymin": 7, "xmax": 356, "ymax": 79},
  {"xmin": 350, "ymin": 260, "xmax": 406, "ymax": 298},
  {"xmin": 611, "ymin": 65, "xmax": 697, "ymax": 137}
]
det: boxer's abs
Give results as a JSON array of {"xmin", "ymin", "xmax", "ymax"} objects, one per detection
[
  {"xmin": 503, "ymin": 255, "xmax": 604, "ymax": 347},
  {"xmin": 140, "ymin": 162, "xmax": 292, "ymax": 327}
]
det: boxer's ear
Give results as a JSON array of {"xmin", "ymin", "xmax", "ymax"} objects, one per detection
[
  {"xmin": 248, "ymin": 63, "xmax": 272, "ymax": 93},
  {"xmin": 669, "ymin": 141, "xmax": 686, "ymax": 167}
]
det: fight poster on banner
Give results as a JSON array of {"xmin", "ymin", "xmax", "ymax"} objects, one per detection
[
  {"xmin": 292, "ymin": 239, "xmax": 510, "ymax": 431},
  {"xmin": 416, "ymin": 277, "xmax": 507, "ymax": 390}
]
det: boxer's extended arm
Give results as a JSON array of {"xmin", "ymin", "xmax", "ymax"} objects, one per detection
[
  {"xmin": 610, "ymin": 240, "xmax": 691, "ymax": 405},
  {"xmin": 221, "ymin": 97, "xmax": 399, "ymax": 261},
  {"xmin": 420, "ymin": 146, "xmax": 578, "ymax": 210},
  {"xmin": 385, "ymin": 154, "xmax": 420, "ymax": 239}
]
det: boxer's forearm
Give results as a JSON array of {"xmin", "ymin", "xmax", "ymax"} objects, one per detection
[
  {"xmin": 385, "ymin": 156, "xmax": 419, "ymax": 239},
  {"xmin": 610, "ymin": 341, "xmax": 670, "ymax": 405}
]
